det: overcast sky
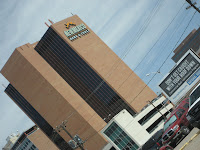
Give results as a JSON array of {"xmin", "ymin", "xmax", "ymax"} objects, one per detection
[{"xmin": 0, "ymin": 0, "xmax": 200, "ymax": 148}]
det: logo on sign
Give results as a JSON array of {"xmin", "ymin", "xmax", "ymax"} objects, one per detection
[
  {"xmin": 64, "ymin": 23, "xmax": 90, "ymax": 41},
  {"xmin": 64, "ymin": 22, "xmax": 76, "ymax": 29}
]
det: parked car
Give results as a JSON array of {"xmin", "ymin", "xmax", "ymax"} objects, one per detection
[
  {"xmin": 159, "ymin": 144, "xmax": 173, "ymax": 150},
  {"xmin": 161, "ymin": 98, "xmax": 190, "ymax": 147},
  {"xmin": 186, "ymin": 83, "xmax": 200, "ymax": 129},
  {"xmin": 141, "ymin": 129, "xmax": 163, "ymax": 150}
]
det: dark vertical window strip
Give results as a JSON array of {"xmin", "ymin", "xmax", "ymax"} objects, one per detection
[
  {"xmin": 36, "ymin": 27, "xmax": 135, "ymax": 120},
  {"xmin": 38, "ymin": 28, "xmax": 132, "ymax": 114},
  {"xmin": 35, "ymin": 30, "xmax": 114, "ymax": 118},
  {"xmin": 36, "ymin": 28, "xmax": 102, "ymax": 91},
  {"xmin": 37, "ymin": 28, "xmax": 132, "ymax": 118},
  {"xmin": 37, "ymin": 49, "xmax": 90, "ymax": 99},
  {"xmin": 35, "ymin": 27, "xmax": 136, "ymax": 122},
  {"xmin": 36, "ymin": 43, "xmax": 110, "ymax": 119},
  {"xmin": 36, "ymin": 33, "xmax": 126, "ymax": 119},
  {"xmin": 44, "ymin": 29, "xmax": 136, "ymax": 117},
  {"xmin": 37, "ymin": 38, "xmax": 97, "ymax": 99},
  {"xmin": 36, "ymin": 28, "xmax": 122, "ymax": 107},
  {"xmin": 5, "ymin": 84, "xmax": 72, "ymax": 150}
]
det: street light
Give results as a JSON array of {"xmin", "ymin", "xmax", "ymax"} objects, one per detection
[{"xmin": 146, "ymin": 70, "xmax": 163, "ymax": 77}]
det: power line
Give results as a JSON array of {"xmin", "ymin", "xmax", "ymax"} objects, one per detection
[
  {"xmin": 55, "ymin": 120, "xmax": 85, "ymax": 150},
  {"xmin": 117, "ymin": 2, "xmax": 187, "ymax": 90},
  {"xmin": 4, "ymin": 1, "xmax": 190, "ymax": 149},
  {"xmin": 71, "ymin": 0, "xmax": 189, "ymax": 145},
  {"xmin": 36, "ymin": 0, "xmax": 166, "ymax": 125},
  {"xmin": 34, "ymin": 2, "xmax": 167, "ymax": 148},
  {"xmin": 136, "ymin": 3, "xmax": 189, "ymax": 80},
  {"xmin": 186, "ymin": 0, "xmax": 200, "ymax": 13},
  {"xmin": 47, "ymin": 1, "xmax": 188, "ymax": 148},
  {"xmin": 129, "ymin": 9, "xmax": 197, "ymax": 105}
]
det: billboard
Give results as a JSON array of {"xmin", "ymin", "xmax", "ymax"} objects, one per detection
[{"xmin": 159, "ymin": 49, "xmax": 200, "ymax": 104}]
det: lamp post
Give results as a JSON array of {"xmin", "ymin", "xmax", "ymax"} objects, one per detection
[{"xmin": 146, "ymin": 70, "xmax": 164, "ymax": 77}]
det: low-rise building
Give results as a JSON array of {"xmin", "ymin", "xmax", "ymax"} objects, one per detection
[
  {"xmin": 101, "ymin": 96, "xmax": 173, "ymax": 150},
  {"xmin": 3, "ymin": 133, "xmax": 20, "ymax": 150},
  {"xmin": 10, "ymin": 125, "xmax": 58, "ymax": 150}
]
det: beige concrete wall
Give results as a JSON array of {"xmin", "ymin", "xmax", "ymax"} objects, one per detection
[
  {"xmin": 28, "ymin": 129, "xmax": 59, "ymax": 150},
  {"xmin": 1, "ymin": 15, "xmax": 157, "ymax": 150},
  {"xmin": 1, "ymin": 45, "xmax": 107, "ymax": 150},
  {"xmin": 51, "ymin": 15, "xmax": 156, "ymax": 112}
]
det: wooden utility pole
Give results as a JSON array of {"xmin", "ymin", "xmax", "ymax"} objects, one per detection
[
  {"xmin": 148, "ymin": 100, "xmax": 167, "ymax": 120},
  {"xmin": 186, "ymin": 0, "xmax": 200, "ymax": 13},
  {"xmin": 55, "ymin": 120, "xmax": 85, "ymax": 150}
]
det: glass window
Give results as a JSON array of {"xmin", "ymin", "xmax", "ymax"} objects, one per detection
[
  {"xmin": 139, "ymin": 104, "xmax": 163, "ymax": 125},
  {"xmin": 190, "ymin": 85, "xmax": 200, "ymax": 106},
  {"xmin": 5, "ymin": 84, "xmax": 70, "ymax": 150},
  {"xmin": 34, "ymin": 27, "xmax": 136, "ymax": 122},
  {"xmin": 104, "ymin": 122, "xmax": 139, "ymax": 150},
  {"xmin": 183, "ymin": 103, "xmax": 189, "ymax": 109},
  {"xmin": 164, "ymin": 115, "xmax": 177, "ymax": 131},
  {"xmin": 176, "ymin": 109, "xmax": 185, "ymax": 118}
]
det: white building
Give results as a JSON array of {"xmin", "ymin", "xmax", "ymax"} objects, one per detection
[
  {"xmin": 10, "ymin": 126, "xmax": 39, "ymax": 150},
  {"xmin": 2, "ymin": 133, "xmax": 20, "ymax": 150},
  {"xmin": 101, "ymin": 96, "xmax": 173, "ymax": 150}
]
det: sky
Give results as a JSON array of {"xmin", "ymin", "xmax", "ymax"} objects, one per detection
[{"xmin": 0, "ymin": 0, "xmax": 200, "ymax": 148}]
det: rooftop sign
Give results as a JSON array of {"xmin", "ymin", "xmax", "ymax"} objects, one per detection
[
  {"xmin": 64, "ymin": 22, "xmax": 76, "ymax": 29},
  {"xmin": 64, "ymin": 23, "xmax": 90, "ymax": 41}
]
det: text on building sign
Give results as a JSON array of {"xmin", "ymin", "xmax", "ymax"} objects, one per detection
[{"xmin": 64, "ymin": 23, "xmax": 90, "ymax": 41}]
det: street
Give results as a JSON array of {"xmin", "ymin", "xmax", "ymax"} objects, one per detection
[{"xmin": 174, "ymin": 128, "xmax": 200, "ymax": 150}]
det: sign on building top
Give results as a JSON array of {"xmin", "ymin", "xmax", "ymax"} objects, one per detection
[
  {"xmin": 64, "ymin": 22, "xmax": 76, "ymax": 29},
  {"xmin": 64, "ymin": 22, "xmax": 90, "ymax": 41}
]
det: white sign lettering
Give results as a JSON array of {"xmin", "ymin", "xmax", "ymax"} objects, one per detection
[{"xmin": 64, "ymin": 23, "xmax": 90, "ymax": 41}]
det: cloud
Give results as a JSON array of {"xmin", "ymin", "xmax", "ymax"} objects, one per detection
[
  {"xmin": 0, "ymin": 91, "xmax": 34, "ymax": 147},
  {"xmin": 0, "ymin": 0, "xmax": 200, "ymax": 148}
]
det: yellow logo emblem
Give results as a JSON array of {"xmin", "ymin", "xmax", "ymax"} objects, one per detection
[{"xmin": 64, "ymin": 22, "xmax": 76, "ymax": 29}]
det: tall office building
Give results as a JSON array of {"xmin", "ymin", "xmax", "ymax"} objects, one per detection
[{"xmin": 1, "ymin": 15, "xmax": 156, "ymax": 149}]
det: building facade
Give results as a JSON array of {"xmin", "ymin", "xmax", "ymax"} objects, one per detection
[
  {"xmin": 11, "ymin": 125, "xmax": 59, "ymax": 150},
  {"xmin": 1, "ymin": 15, "xmax": 156, "ymax": 150},
  {"xmin": 172, "ymin": 28, "xmax": 200, "ymax": 63},
  {"xmin": 3, "ymin": 133, "xmax": 20, "ymax": 150},
  {"xmin": 101, "ymin": 96, "xmax": 173, "ymax": 150}
]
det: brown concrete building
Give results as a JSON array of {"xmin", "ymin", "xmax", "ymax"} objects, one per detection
[
  {"xmin": 1, "ymin": 15, "xmax": 156, "ymax": 150},
  {"xmin": 11, "ymin": 125, "xmax": 59, "ymax": 150},
  {"xmin": 172, "ymin": 28, "xmax": 200, "ymax": 63}
]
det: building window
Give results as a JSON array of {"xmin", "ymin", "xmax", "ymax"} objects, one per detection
[
  {"xmin": 35, "ymin": 27, "xmax": 136, "ymax": 122},
  {"xmin": 104, "ymin": 122, "xmax": 139, "ymax": 150},
  {"xmin": 183, "ymin": 103, "xmax": 189, "ymax": 109},
  {"xmin": 5, "ymin": 84, "xmax": 72, "ymax": 150},
  {"xmin": 138, "ymin": 104, "xmax": 163, "ymax": 125},
  {"xmin": 146, "ymin": 109, "xmax": 172, "ymax": 133}
]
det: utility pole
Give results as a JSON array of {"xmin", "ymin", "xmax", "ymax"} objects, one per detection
[
  {"xmin": 186, "ymin": 0, "xmax": 200, "ymax": 13},
  {"xmin": 55, "ymin": 120, "xmax": 85, "ymax": 150},
  {"xmin": 147, "ymin": 100, "xmax": 167, "ymax": 120}
]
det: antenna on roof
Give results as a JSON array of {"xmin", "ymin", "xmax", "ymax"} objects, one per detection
[
  {"xmin": 45, "ymin": 22, "xmax": 50, "ymax": 27},
  {"xmin": 48, "ymin": 19, "xmax": 54, "ymax": 24},
  {"xmin": 2, "ymin": 84, "xmax": 6, "ymax": 88}
]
